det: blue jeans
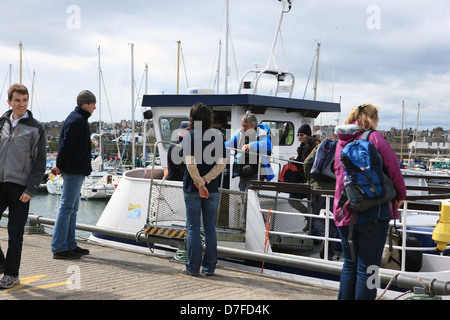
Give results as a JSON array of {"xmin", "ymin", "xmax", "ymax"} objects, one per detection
[
  {"xmin": 184, "ymin": 192, "xmax": 219, "ymax": 275},
  {"xmin": 51, "ymin": 173, "xmax": 85, "ymax": 253},
  {"xmin": 0, "ymin": 183, "xmax": 30, "ymax": 277},
  {"xmin": 337, "ymin": 220, "xmax": 389, "ymax": 300}
]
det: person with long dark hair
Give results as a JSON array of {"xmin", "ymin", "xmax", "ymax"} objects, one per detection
[{"xmin": 181, "ymin": 103, "xmax": 226, "ymax": 276}]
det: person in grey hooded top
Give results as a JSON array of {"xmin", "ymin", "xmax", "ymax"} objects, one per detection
[{"xmin": 0, "ymin": 84, "xmax": 47, "ymax": 289}]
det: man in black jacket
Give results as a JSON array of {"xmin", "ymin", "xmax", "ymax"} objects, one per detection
[{"xmin": 51, "ymin": 90, "xmax": 96, "ymax": 259}]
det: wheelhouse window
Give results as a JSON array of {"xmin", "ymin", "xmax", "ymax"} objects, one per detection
[
  {"xmin": 159, "ymin": 117, "xmax": 189, "ymax": 149},
  {"xmin": 260, "ymin": 121, "xmax": 295, "ymax": 146}
]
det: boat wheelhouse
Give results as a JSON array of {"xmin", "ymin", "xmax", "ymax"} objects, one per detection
[{"xmin": 141, "ymin": 93, "xmax": 339, "ymax": 187}]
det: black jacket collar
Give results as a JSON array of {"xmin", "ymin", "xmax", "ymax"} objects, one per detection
[{"xmin": 74, "ymin": 106, "xmax": 91, "ymax": 120}]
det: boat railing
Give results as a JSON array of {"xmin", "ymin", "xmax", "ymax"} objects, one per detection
[
  {"xmin": 149, "ymin": 140, "xmax": 450, "ymax": 272},
  {"xmin": 148, "ymin": 141, "xmax": 254, "ymax": 231},
  {"xmin": 148, "ymin": 138, "xmax": 301, "ymax": 201},
  {"xmin": 250, "ymin": 180, "xmax": 337, "ymax": 260},
  {"xmin": 238, "ymin": 68, "xmax": 295, "ymax": 98},
  {"xmin": 147, "ymin": 140, "xmax": 311, "ymax": 235},
  {"xmin": 392, "ymin": 195, "xmax": 449, "ymax": 272},
  {"xmin": 250, "ymin": 180, "xmax": 450, "ymax": 272},
  {"xmin": 260, "ymin": 193, "xmax": 339, "ymax": 260}
]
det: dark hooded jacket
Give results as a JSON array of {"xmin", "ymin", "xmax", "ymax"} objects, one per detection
[{"xmin": 56, "ymin": 106, "xmax": 92, "ymax": 176}]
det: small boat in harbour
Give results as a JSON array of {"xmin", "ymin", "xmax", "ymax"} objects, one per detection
[
  {"xmin": 46, "ymin": 170, "xmax": 121, "ymax": 200},
  {"xmin": 81, "ymin": 172, "xmax": 122, "ymax": 200}
]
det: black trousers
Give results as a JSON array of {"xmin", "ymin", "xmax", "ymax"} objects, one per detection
[{"xmin": 0, "ymin": 182, "xmax": 30, "ymax": 277}]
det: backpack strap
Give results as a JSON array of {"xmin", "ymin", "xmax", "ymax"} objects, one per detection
[
  {"xmin": 348, "ymin": 210, "xmax": 356, "ymax": 262},
  {"xmin": 360, "ymin": 130, "xmax": 373, "ymax": 141},
  {"xmin": 342, "ymin": 129, "xmax": 373, "ymax": 262}
]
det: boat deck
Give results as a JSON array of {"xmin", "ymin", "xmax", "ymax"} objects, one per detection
[{"xmin": 0, "ymin": 226, "xmax": 338, "ymax": 301}]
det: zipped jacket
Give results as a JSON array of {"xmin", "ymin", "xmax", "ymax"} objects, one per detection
[
  {"xmin": 0, "ymin": 110, "xmax": 47, "ymax": 196},
  {"xmin": 56, "ymin": 106, "xmax": 92, "ymax": 176},
  {"xmin": 226, "ymin": 123, "xmax": 274, "ymax": 181},
  {"xmin": 332, "ymin": 124, "xmax": 406, "ymax": 227}
]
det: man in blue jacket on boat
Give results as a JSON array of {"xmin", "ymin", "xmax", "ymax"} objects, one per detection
[
  {"xmin": 51, "ymin": 90, "xmax": 96, "ymax": 260},
  {"xmin": 226, "ymin": 111, "xmax": 274, "ymax": 192}
]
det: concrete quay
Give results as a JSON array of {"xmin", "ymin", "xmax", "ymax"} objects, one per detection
[{"xmin": 0, "ymin": 226, "xmax": 338, "ymax": 301}]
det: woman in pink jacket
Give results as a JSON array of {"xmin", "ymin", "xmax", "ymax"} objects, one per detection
[{"xmin": 333, "ymin": 104, "xmax": 406, "ymax": 300}]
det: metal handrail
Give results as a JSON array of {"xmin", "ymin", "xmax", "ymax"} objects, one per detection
[
  {"xmin": 4, "ymin": 211, "xmax": 449, "ymax": 296},
  {"xmin": 257, "ymin": 191, "xmax": 449, "ymax": 272},
  {"xmin": 149, "ymin": 139, "xmax": 450, "ymax": 273}
]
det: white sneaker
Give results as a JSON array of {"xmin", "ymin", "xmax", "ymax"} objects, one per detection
[{"xmin": 0, "ymin": 275, "xmax": 20, "ymax": 289}]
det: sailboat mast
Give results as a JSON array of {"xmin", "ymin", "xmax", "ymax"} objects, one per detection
[
  {"xmin": 19, "ymin": 42, "xmax": 23, "ymax": 84},
  {"xmin": 143, "ymin": 63, "xmax": 148, "ymax": 167},
  {"xmin": 414, "ymin": 103, "xmax": 420, "ymax": 160},
  {"xmin": 30, "ymin": 70, "xmax": 35, "ymax": 111},
  {"xmin": 98, "ymin": 45, "xmax": 103, "ymax": 169},
  {"xmin": 216, "ymin": 40, "xmax": 222, "ymax": 94},
  {"xmin": 313, "ymin": 42, "xmax": 320, "ymax": 101},
  {"xmin": 400, "ymin": 100, "xmax": 404, "ymax": 165},
  {"xmin": 130, "ymin": 43, "xmax": 136, "ymax": 169},
  {"xmin": 225, "ymin": 0, "xmax": 229, "ymax": 94},
  {"xmin": 177, "ymin": 41, "xmax": 181, "ymax": 95},
  {"xmin": 131, "ymin": 44, "xmax": 136, "ymax": 169}
]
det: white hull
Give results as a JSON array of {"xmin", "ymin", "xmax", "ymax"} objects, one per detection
[
  {"xmin": 89, "ymin": 167, "xmax": 450, "ymax": 298},
  {"xmin": 46, "ymin": 176, "xmax": 63, "ymax": 195},
  {"xmin": 46, "ymin": 171, "xmax": 121, "ymax": 199},
  {"xmin": 81, "ymin": 184, "xmax": 116, "ymax": 199}
]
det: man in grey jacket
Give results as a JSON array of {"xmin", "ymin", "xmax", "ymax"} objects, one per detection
[{"xmin": 0, "ymin": 84, "xmax": 47, "ymax": 289}]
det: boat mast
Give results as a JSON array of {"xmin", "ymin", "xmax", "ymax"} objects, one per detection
[
  {"xmin": 314, "ymin": 41, "xmax": 321, "ymax": 135},
  {"xmin": 414, "ymin": 102, "xmax": 420, "ymax": 160},
  {"xmin": 19, "ymin": 42, "xmax": 23, "ymax": 84},
  {"xmin": 225, "ymin": 0, "xmax": 230, "ymax": 94},
  {"xmin": 400, "ymin": 100, "xmax": 404, "ymax": 165},
  {"xmin": 30, "ymin": 70, "xmax": 35, "ymax": 111},
  {"xmin": 266, "ymin": 0, "xmax": 292, "ymax": 70},
  {"xmin": 130, "ymin": 43, "xmax": 136, "ymax": 169},
  {"xmin": 177, "ymin": 40, "xmax": 181, "ymax": 95},
  {"xmin": 238, "ymin": 0, "xmax": 295, "ymax": 97},
  {"xmin": 98, "ymin": 45, "xmax": 103, "ymax": 170},
  {"xmin": 216, "ymin": 40, "xmax": 222, "ymax": 94},
  {"xmin": 143, "ymin": 63, "xmax": 148, "ymax": 167},
  {"xmin": 313, "ymin": 41, "xmax": 320, "ymax": 101}
]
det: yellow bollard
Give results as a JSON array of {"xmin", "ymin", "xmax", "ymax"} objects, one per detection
[{"xmin": 432, "ymin": 204, "xmax": 450, "ymax": 252}]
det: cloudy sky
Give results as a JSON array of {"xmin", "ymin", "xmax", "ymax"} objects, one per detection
[{"xmin": 1, "ymin": 0, "xmax": 449, "ymax": 131}]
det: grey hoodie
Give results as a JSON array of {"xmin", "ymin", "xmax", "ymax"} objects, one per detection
[{"xmin": 0, "ymin": 110, "xmax": 47, "ymax": 196}]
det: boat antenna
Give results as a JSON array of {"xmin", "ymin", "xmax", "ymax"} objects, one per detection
[
  {"xmin": 266, "ymin": 0, "xmax": 293, "ymax": 70},
  {"xmin": 283, "ymin": 0, "xmax": 293, "ymax": 13}
]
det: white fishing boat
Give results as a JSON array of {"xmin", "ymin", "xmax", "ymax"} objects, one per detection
[
  {"xmin": 89, "ymin": 160, "xmax": 450, "ymax": 298},
  {"xmin": 88, "ymin": 95, "xmax": 450, "ymax": 297},
  {"xmin": 88, "ymin": 0, "xmax": 450, "ymax": 298}
]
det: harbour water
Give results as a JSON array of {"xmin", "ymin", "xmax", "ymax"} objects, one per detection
[{"xmin": 1, "ymin": 192, "xmax": 108, "ymax": 239}]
